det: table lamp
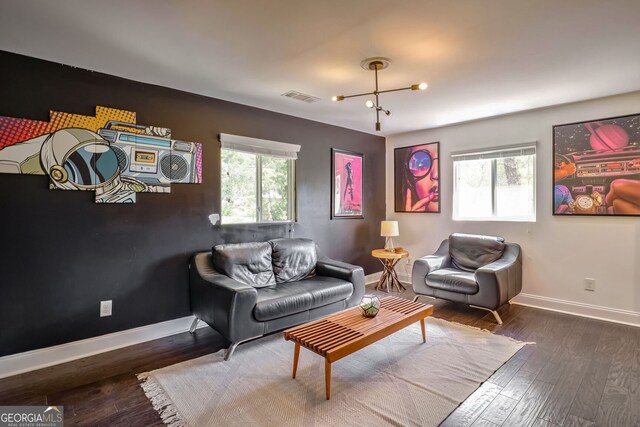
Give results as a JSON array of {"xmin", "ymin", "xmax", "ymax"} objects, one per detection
[{"xmin": 380, "ymin": 221, "xmax": 399, "ymax": 252}]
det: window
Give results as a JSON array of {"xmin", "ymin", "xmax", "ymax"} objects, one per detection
[
  {"xmin": 453, "ymin": 144, "xmax": 536, "ymax": 221},
  {"xmin": 220, "ymin": 133, "xmax": 298, "ymax": 224}
]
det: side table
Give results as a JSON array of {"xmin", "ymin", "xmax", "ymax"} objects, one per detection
[{"xmin": 371, "ymin": 249, "xmax": 409, "ymax": 292}]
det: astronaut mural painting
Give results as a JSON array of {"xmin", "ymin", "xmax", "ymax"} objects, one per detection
[
  {"xmin": 553, "ymin": 113, "xmax": 640, "ymax": 216},
  {"xmin": 0, "ymin": 106, "xmax": 203, "ymax": 203}
]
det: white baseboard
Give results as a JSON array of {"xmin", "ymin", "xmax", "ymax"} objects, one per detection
[
  {"xmin": 0, "ymin": 315, "xmax": 206, "ymax": 380},
  {"xmin": 397, "ymin": 272, "xmax": 411, "ymax": 284},
  {"xmin": 365, "ymin": 271, "xmax": 411, "ymax": 286},
  {"xmin": 368, "ymin": 272, "xmax": 639, "ymax": 327},
  {"xmin": 364, "ymin": 272, "xmax": 382, "ymax": 285},
  {"xmin": 512, "ymin": 293, "xmax": 640, "ymax": 327}
]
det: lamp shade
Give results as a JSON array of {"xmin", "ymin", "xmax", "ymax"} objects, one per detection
[{"xmin": 380, "ymin": 221, "xmax": 399, "ymax": 237}]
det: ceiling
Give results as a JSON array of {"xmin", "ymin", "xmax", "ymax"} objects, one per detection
[{"xmin": 1, "ymin": 0, "xmax": 639, "ymax": 136}]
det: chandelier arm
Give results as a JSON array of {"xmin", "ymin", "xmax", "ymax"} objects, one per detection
[
  {"xmin": 376, "ymin": 86, "xmax": 414, "ymax": 95},
  {"xmin": 341, "ymin": 91, "xmax": 376, "ymax": 100}
]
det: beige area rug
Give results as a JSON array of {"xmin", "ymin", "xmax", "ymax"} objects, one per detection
[{"xmin": 138, "ymin": 318, "xmax": 527, "ymax": 427}]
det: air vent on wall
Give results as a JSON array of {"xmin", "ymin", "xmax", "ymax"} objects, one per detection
[{"xmin": 281, "ymin": 90, "xmax": 321, "ymax": 103}]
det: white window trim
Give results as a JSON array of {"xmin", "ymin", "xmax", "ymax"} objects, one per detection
[
  {"xmin": 219, "ymin": 133, "xmax": 301, "ymax": 159},
  {"xmin": 451, "ymin": 142, "xmax": 537, "ymax": 160},
  {"xmin": 452, "ymin": 142, "xmax": 537, "ymax": 222},
  {"xmin": 219, "ymin": 133, "xmax": 298, "ymax": 225}
]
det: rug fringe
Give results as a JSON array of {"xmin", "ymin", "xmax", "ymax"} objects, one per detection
[
  {"xmin": 138, "ymin": 372, "xmax": 186, "ymax": 427},
  {"xmin": 432, "ymin": 317, "xmax": 536, "ymax": 346}
]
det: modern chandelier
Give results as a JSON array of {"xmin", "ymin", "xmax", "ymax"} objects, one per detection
[{"xmin": 332, "ymin": 57, "xmax": 428, "ymax": 131}]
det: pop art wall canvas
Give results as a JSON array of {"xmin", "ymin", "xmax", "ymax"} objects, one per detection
[
  {"xmin": 394, "ymin": 142, "xmax": 440, "ymax": 213},
  {"xmin": 332, "ymin": 148, "xmax": 364, "ymax": 218},
  {"xmin": 0, "ymin": 106, "xmax": 202, "ymax": 203},
  {"xmin": 553, "ymin": 113, "xmax": 640, "ymax": 216}
]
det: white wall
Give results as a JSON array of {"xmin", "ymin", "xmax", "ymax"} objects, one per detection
[{"xmin": 386, "ymin": 91, "xmax": 640, "ymax": 326}]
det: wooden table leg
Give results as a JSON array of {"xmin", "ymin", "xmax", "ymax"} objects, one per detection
[
  {"xmin": 388, "ymin": 259, "xmax": 406, "ymax": 292},
  {"xmin": 375, "ymin": 259, "xmax": 389, "ymax": 291},
  {"xmin": 387, "ymin": 259, "xmax": 397, "ymax": 291},
  {"xmin": 389, "ymin": 260, "xmax": 400, "ymax": 292},
  {"xmin": 420, "ymin": 318, "xmax": 426, "ymax": 343},
  {"xmin": 375, "ymin": 271, "xmax": 384, "ymax": 290},
  {"xmin": 325, "ymin": 359, "xmax": 332, "ymax": 400},
  {"xmin": 292, "ymin": 342, "xmax": 300, "ymax": 379}
]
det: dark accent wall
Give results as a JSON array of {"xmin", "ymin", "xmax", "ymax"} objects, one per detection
[{"xmin": 0, "ymin": 51, "xmax": 385, "ymax": 357}]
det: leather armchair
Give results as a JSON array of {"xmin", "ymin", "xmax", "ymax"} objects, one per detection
[
  {"xmin": 412, "ymin": 233, "xmax": 522, "ymax": 324},
  {"xmin": 189, "ymin": 238, "xmax": 365, "ymax": 359}
]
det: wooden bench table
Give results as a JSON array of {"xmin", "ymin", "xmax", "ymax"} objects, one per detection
[{"xmin": 283, "ymin": 296, "xmax": 433, "ymax": 399}]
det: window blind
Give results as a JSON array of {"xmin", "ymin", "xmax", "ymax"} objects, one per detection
[
  {"xmin": 219, "ymin": 133, "xmax": 301, "ymax": 160},
  {"xmin": 451, "ymin": 142, "xmax": 536, "ymax": 161}
]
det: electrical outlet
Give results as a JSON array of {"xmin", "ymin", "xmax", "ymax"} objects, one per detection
[
  {"xmin": 100, "ymin": 300, "xmax": 112, "ymax": 317},
  {"xmin": 584, "ymin": 278, "xmax": 596, "ymax": 292}
]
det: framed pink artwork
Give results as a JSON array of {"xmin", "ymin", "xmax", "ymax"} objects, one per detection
[{"xmin": 331, "ymin": 148, "xmax": 364, "ymax": 219}]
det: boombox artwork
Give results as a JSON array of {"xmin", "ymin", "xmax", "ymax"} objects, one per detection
[
  {"xmin": 0, "ymin": 106, "xmax": 202, "ymax": 203},
  {"xmin": 553, "ymin": 113, "xmax": 640, "ymax": 216}
]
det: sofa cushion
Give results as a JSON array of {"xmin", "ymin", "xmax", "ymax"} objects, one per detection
[
  {"xmin": 426, "ymin": 268, "xmax": 479, "ymax": 294},
  {"xmin": 298, "ymin": 276, "xmax": 353, "ymax": 307},
  {"xmin": 212, "ymin": 242, "xmax": 275, "ymax": 288},
  {"xmin": 270, "ymin": 238, "xmax": 317, "ymax": 283},
  {"xmin": 449, "ymin": 233, "xmax": 505, "ymax": 271},
  {"xmin": 253, "ymin": 276, "xmax": 353, "ymax": 321}
]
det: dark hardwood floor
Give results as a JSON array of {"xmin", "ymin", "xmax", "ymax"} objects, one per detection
[{"xmin": 1, "ymin": 285, "xmax": 638, "ymax": 426}]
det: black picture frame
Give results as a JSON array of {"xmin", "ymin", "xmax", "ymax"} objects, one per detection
[
  {"xmin": 331, "ymin": 148, "xmax": 364, "ymax": 219},
  {"xmin": 552, "ymin": 112, "xmax": 640, "ymax": 216},
  {"xmin": 394, "ymin": 142, "xmax": 441, "ymax": 213}
]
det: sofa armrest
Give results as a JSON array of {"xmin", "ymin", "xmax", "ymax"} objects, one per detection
[
  {"xmin": 316, "ymin": 257, "xmax": 365, "ymax": 307},
  {"xmin": 189, "ymin": 252, "xmax": 263, "ymax": 342},
  {"xmin": 472, "ymin": 243, "xmax": 522, "ymax": 309},
  {"xmin": 411, "ymin": 239, "xmax": 451, "ymax": 291}
]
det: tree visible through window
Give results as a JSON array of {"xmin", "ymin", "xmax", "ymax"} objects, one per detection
[
  {"xmin": 221, "ymin": 149, "xmax": 294, "ymax": 224},
  {"xmin": 453, "ymin": 146, "xmax": 536, "ymax": 221}
]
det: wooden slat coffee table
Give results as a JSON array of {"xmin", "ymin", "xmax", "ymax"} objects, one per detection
[{"xmin": 284, "ymin": 296, "xmax": 433, "ymax": 399}]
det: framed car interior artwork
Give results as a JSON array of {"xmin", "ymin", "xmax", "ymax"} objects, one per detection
[{"xmin": 553, "ymin": 113, "xmax": 640, "ymax": 216}]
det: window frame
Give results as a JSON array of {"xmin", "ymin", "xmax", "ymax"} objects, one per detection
[
  {"xmin": 452, "ymin": 144, "xmax": 537, "ymax": 222},
  {"xmin": 255, "ymin": 154, "xmax": 296, "ymax": 224},
  {"xmin": 218, "ymin": 133, "xmax": 299, "ymax": 226}
]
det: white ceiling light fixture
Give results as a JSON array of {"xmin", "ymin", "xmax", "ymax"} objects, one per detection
[{"xmin": 332, "ymin": 57, "xmax": 428, "ymax": 131}]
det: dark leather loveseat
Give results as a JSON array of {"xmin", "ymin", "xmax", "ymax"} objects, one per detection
[
  {"xmin": 189, "ymin": 238, "xmax": 365, "ymax": 360},
  {"xmin": 412, "ymin": 233, "xmax": 522, "ymax": 324}
]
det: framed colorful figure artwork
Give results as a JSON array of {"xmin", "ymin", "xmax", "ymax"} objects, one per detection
[
  {"xmin": 394, "ymin": 142, "xmax": 440, "ymax": 213},
  {"xmin": 331, "ymin": 148, "xmax": 364, "ymax": 219},
  {"xmin": 553, "ymin": 113, "xmax": 640, "ymax": 216}
]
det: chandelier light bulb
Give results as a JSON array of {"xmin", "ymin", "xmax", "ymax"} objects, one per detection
[
  {"xmin": 419, "ymin": 82, "xmax": 428, "ymax": 90},
  {"xmin": 331, "ymin": 95, "xmax": 345, "ymax": 102},
  {"xmin": 365, "ymin": 99, "xmax": 375, "ymax": 108}
]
